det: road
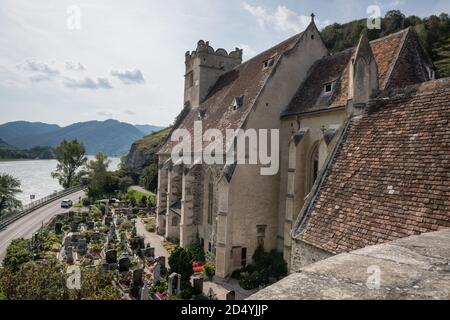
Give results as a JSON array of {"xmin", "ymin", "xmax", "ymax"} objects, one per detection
[{"xmin": 0, "ymin": 190, "xmax": 85, "ymax": 263}]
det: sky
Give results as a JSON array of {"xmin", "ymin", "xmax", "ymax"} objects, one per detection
[{"xmin": 0, "ymin": 0, "xmax": 448, "ymax": 127}]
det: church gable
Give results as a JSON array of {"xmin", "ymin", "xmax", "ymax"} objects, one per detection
[
  {"xmin": 293, "ymin": 78, "xmax": 450, "ymax": 254},
  {"xmin": 282, "ymin": 28, "xmax": 428, "ymax": 116}
]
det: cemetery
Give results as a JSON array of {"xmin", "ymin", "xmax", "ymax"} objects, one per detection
[{"xmin": 1, "ymin": 197, "xmax": 237, "ymax": 300}]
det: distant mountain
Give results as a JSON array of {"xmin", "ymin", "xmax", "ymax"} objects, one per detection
[
  {"xmin": 0, "ymin": 138, "xmax": 13, "ymax": 149},
  {"xmin": 0, "ymin": 121, "xmax": 60, "ymax": 143},
  {"xmin": 0, "ymin": 120, "xmax": 162, "ymax": 156},
  {"xmin": 134, "ymin": 124, "xmax": 165, "ymax": 135}
]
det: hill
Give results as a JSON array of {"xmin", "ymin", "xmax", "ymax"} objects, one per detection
[
  {"xmin": 321, "ymin": 10, "xmax": 450, "ymax": 77},
  {"xmin": 0, "ymin": 121, "xmax": 60, "ymax": 143},
  {"xmin": 123, "ymin": 127, "xmax": 171, "ymax": 183},
  {"xmin": 0, "ymin": 138, "xmax": 12, "ymax": 149},
  {"xmin": 134, "ymin": 124, "xmax": 165, "ymax": 135},
  {"xmin": 0, "ymin": 120, "xmax": 163, "ymax": 156},
  {"xmin": 0, "ymin": 139, "xmax": 53, "ymax": 160}
]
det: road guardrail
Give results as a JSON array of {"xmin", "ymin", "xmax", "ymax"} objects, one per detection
[{"xmin": 0, "ymin": 186, "xmax": 85, "ymax": 230}]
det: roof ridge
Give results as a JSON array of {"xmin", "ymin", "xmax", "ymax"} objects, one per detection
[{"xmin": 368, "ymin": 27, "xmax": 411, "ymax": 44}]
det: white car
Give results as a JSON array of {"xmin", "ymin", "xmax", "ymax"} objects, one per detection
[{"xmin": 61, "ymin": 199, "xmax": 73, "ymax": 208}]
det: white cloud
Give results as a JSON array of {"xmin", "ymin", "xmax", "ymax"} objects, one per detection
[
  {"xmin": 111, "ymin": 69, "xmax": 145, "ymax": 85},
  {"xmin": 65, "ymin": 61, "xmax": 86, "ymax": 71},
  {"xmin": 16, "ymin": 59, "xmax": 60, "ymax": 82},
  {"xmin": 388, "ymin": 1, "xmax": 406, "ymax": 8},
  {"xmin": 242, "ymin": 2, "xmax": 329, "ymax": 33},
  {"xmin": 63, "ymin": 77, "xmax": 113, "ymax": 90},
  {"xmin": 123, "ymin": 109, "xmax": 136, "ymax": 115}
]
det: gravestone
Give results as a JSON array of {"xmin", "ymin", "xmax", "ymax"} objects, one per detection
[
  {"xmin": 86, "ymin": 221, "xmax": 95, "ymax": 230},
  {"xmin": 101, "ymin": 261, "xmax": 110, "ymax": 273},
  {"xmin": 130, "ymin": 285, "xmax": 141, "ymax": 300},
  {"xmin": 55, "ymin": 222, "xmax": 63, "ymax": 234},
  {"xmin": 157, "ymin": 256, "xmax": 166, "ymax": 269},
  {"xmin": 118, "ymin": 253, "xmax": 131, "ymax": 272},
  {"xmin": 168, "ymin": 273, "xmax": 181, "ymax": 296},
  {"xmin": 144, "ymin": 246, "xmax": 155, "ymax": 258},
  {"xmin": 91, "ymin": 232, "xmax": 101, "ymax": 242},
  {"xmin": 77, "ymin": 239, "xmax": 87, "ymax": 255},
  {"xmin": 130, "ymin": 237, "xmax": 145, "ymax": 251},
  {"xmin": 150, "ymin": 262, "xmax": 161, "ymax": 285},
  {"xmin": 70, "ymin": 221, "xmax": 78, "ymax": 232},
  {"xmin": 193, "ymin": 275, "xmax": 203, "ymax": 295},
  {"xmin": 141, "ymin": 283, "xmax": 149, "ymax": 301},
  {"xmin": 105, "ymin": 249, "xmax": 117, "ymax": 264},
  {"xmin": 104, "ymin": 216, "xmax": 113, "ymax": 226},
  {"xmin": 133, "ymin": 269, "xmax": 144, "ymax": 287},
  {"xmin": 226, "ymin": 290, "xmax": 236, "ymax": 301},
  {"xmin": 66, "ymin": 246, "xmax": 74, "ymax": 264},
  {"xmin": 63, "ymin": 237, "xmax": 71, "ymax": 250},
  {"xmin": 131, "ymin": 222, "xmax": 137, "ymax": 237}
]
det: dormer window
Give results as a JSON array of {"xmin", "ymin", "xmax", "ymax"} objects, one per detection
[
  {"xmin": 263, "ymin": 58, "xmax": 274, "ymax": 69},
  {"xmin": 232, "ymin": 96, "xmax": 244, "ymax": 110},
  {"xmin": 324, "ymin": 82, "xmax": 333, "ymax": 94},
  {"xmin": 197, "ymin": 108, "xmax": 206, "ymax": 120}
]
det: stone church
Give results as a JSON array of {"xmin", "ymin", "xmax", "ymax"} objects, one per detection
[{"xmin": 156, "ymin": 15, "xmax": 441, "ymax": 279}]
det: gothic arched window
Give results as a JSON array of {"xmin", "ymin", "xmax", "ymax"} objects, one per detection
[
  {"xmin": 207, "ymin": 180, "xmax": 214, "ymax": 225},
  {"xmin": 309, "ymin": 144, "xmax": 319, "ymax": 192}
]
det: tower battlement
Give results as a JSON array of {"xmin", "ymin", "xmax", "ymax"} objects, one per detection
[{"xmin": 185, "ymin": 40, "xmax": 243, "ymax": 63}]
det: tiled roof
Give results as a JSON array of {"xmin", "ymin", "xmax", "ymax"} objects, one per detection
[
  {"xmin": 158, "ymin": 32, "xmax": 304, "ymax": 154},
  {"xmin": 283, "ymin": 29, "xmax": 410, "ymax": 116},
  {"xmin": 294, "ymin": 78, "xmax": 450, "ymax": 254}
]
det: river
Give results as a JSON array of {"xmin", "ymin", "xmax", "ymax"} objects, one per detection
[{"xmin": 0, "ymin": 157, "xmax": 121, "ymax": 205}]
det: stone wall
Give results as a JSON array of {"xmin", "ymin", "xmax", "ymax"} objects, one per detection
[{"xmin": 290, "ymin": 238, "xmax": 332, "ymax": 272}]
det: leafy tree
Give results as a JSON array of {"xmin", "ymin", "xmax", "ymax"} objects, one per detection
[
  {"xmin": 140, "ymin": 195, "xmax": 148, "ymax": 207},
  {"xmin": 2, "ymin": 239, "xmax": 32, "ymax": 272},
  {"xmin": 0, "ymin": 174, "xmax": 22, "ymax": 216},
  {"xmin": 168, "ymin": 247, "xmax": 194, "ymax": 283},
  {"xmin": 118, "ymin": 176, "xmax": 133, "ymax": 193},
  {"xmin": 185, "ymin": 241, "xmax": 205, "ymax": 262},
  {"xmin": 0, "ymin": 258, "xmax": 69, "ymax": 300},
  {"xmin": 70, "ymin": 268, "xmax": 121, "ymax": 300},
  {"xmin": 139, "ymin": 164, "xmax": 158, "ymax": 192},
  {"xmin": 51, "ymin": 140, "xmax": 87, "ymax": 188},
  {"xmin": 85, "ymin": 153, "xmax": 113, "ymax": 200}
]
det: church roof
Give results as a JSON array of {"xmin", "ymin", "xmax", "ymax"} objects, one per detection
[
  {"xmin": 293, "ymin": 78, "xmax": 450, "ymax": 254},
  {"xmin": 282, "ymin": 28, "xmax": 426, "ymax": 116},
  {"xmin": 158, "ymin": 31, "xmax": 305, "ymax": 154}
]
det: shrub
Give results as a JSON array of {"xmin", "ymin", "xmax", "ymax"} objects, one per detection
[
  {"xmin": 82, "ymin": 198, "xmax": 91, "ymax": 207},
  {"xmin": 140, "ymin": 195, "xmax": 148, "ymax": 207},
  {"xmin": 168, "ymin": 247, "xmax": 194, "ymax": 282},
  {"xmin": 185, "ymin": 241, "xmax": 205, "ymax": 262},
  {"xmin": 179, "ymin": 286, "xmax": 194, "ymax": 300},
  {"xmin": 239, "ymin": 271, "xmax": 262, "ymax": 290},
  {"xmin": 145, "ymin": 224, "xmax": 155, "ymax": 233},
  {"xmin": 2, "ymin": 239, "xmax": 32, "ymax": 272},
  {"xmin": 203, "ymin": 263, "xmax": 215, "ymax": 279}
]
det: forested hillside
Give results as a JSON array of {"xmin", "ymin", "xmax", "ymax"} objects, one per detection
[{"xmin": 321, "ymin": 10, "xmax": 450, "ymax": 77}]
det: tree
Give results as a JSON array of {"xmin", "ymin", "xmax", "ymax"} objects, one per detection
[
  {"xmin": 2, "ymin": 239, "xmax": 32, "ymax": 272},
  {"xmin": 0, "ymin": 174, "xmax": 22, "ymax": 216},
  {"xmin": 70, "ymin": 268, "xmax": 121, "ymax": 300},
  {"xmin": 85, "ymin": 153, "xmax": 112, "ymax": 200},
  {"xmin": 168, "ymin": 247, "xmax": 194, "ymax": 283},
  {"xmin": 0, "ymin": 258, "xmax": 69, "ymax": 300},
  {"xmin": 139, "ymin": 164, "xmax": 158, "ymax": 192},
  {"xmin": 51, "ymin": 140, "xmax": 87, "ymax": 188}
]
